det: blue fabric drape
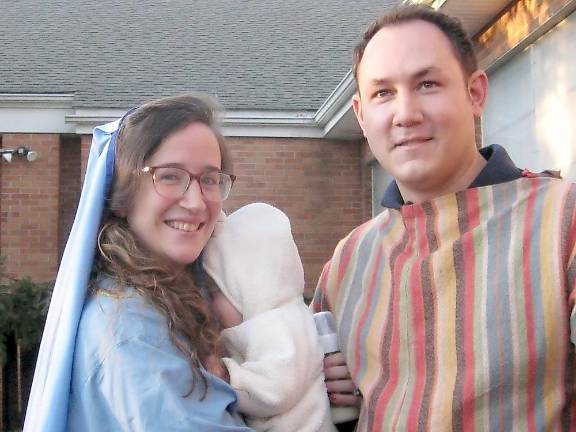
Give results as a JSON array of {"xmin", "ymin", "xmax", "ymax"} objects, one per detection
[{"xmin": 24, "ymin": 118, "xmax": 121, "ymax": 432}]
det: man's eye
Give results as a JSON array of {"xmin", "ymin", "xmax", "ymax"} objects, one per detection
[
  {"xmin": 376, "ymin": 89, "xmax": 393, "ymax": 98},
  {"xmin": 419, "ymin": 81, "xmax": 438, "ymax": 90}
]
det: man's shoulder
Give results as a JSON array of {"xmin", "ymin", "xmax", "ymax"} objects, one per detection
[
  {"xmin": 335, "ymin": 209, "xmax": 398, "ymax": 254},
  {"xmin": 514, "ymin": 174, "xmax": 576, "ymax": 198}
]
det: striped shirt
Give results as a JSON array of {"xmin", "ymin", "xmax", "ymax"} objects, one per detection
[{"xmin": 312, "ymin": 176, "xmax": 576, "ymax": 431}]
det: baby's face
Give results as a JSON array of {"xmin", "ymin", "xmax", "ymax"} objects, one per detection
[{"xmin": 212, "ymin": 291, "xmax": 243, "ymax": 329}]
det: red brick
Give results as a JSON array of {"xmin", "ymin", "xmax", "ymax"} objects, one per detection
[
  {"xmin": 1, "ymin": 133, "xmax": 371, "ymax": 295},
  {"xmin": 1, "ymin": 134, "xmax": 60, "ymax": 282}
]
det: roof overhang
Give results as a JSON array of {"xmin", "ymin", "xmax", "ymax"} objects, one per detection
[
  {"xmin": 0, "ymin": 1, "xmax": 515, "ymax": 141},
  {"xmin": 409, "ymin": 0, "xmax": 512, "ymax": 36},
  {"xmin": 0, "ymin": 89, "xmax": 360, "ymax": 139},
  {"xmin": 0, "ymin": 94, "xmax": 328, "ymax": 138}
]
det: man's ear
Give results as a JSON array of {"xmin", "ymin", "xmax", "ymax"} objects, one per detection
[
  {"xmin": 467, "ymin": 70, "xmax": 489, "ymax": 116},
  {"xmin": 352, "ymin": 92, "xmax": 368, "ymax": 138}
]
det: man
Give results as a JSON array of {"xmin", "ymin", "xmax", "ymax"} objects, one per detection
[{"xmin": 314, "ymin": 4, "xmax": 576, "ymax": 431}]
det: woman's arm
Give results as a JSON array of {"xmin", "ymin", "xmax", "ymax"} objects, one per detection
[{"xmin": 68, "ymin": 294, "xmax": 253, "ymax": 431}]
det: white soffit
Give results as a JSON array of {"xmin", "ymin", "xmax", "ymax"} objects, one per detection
[
  {"xmin": 0, "ymin": 94, "xmax": 325, "ymax": 138},
  {"xmin": 435, "ymin": 0, "xmax": 511, "ymax": 36},
  {"xmin": 0, "ymin": 93, "xmax": 76, "ymax": 133}
]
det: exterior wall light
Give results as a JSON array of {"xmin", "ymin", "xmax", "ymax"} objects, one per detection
[{"xmin": 0, "ymin": 146, "xmax": 38, "ymax": 162}]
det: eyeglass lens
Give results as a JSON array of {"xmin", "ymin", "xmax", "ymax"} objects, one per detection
[{"xmin": 152, "ymin": 167, "xmax": 232, "ymax": 201}]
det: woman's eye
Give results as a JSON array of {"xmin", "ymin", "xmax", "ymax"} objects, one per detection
[
  {"xmin": 157, "ymin": 171, "xmax": 184, "ymax": 184},
  {"xmin": 200, "ymin": 175, "xmax": 218, "ymax": 186}
]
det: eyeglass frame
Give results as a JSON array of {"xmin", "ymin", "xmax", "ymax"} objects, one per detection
[{"xmin": 138, "ymin": 165, "xmax": 237, "ymax": 202}]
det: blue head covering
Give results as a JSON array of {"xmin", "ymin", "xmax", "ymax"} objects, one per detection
[{"xmin": 24, "ymin": 114, "xmax": 129, "ymax": 432}]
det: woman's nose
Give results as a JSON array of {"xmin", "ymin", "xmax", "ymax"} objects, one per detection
[{"xmin": 178, "ymin": 179, "xmax": 207, "ymax": 210}]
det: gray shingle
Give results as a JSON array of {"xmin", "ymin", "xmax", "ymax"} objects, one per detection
[{"xmin": 0, "ymin": 0, "xmax": 400, "ymax": 110}]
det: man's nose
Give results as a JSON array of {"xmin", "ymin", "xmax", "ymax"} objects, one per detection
[{"xmin": 393, "ymin": 91, "xmax": 424, "ymax": 127}]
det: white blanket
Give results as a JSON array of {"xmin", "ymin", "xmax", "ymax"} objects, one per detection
[
  {"xmin": 222, "ymin": 302, "xmax": 334, "ymax": 431},
  {"xmin": 204, "ymin": 203, "xmax": 336, "ymax": 432}
]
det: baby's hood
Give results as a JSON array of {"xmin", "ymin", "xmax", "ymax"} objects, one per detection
[{"xmin": 203, "ymin": 203, "xmax": 305, "ymax": 320}]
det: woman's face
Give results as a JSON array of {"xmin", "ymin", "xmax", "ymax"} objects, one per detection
[{"xmin": 125, "ymin": 122, "xmax": 223, "ymax": 270}]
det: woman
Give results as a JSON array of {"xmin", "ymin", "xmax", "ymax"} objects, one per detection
[{"xmin": 25, "ymin": 94, "xmax": 252, "ymax": 431}]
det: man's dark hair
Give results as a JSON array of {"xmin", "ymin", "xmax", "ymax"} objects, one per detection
[{"xmin": 353, "ymin": 4, "xmax": 478, "ymax": 82}]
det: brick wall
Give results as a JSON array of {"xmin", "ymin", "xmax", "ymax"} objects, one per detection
[
  {"xmin": 80, "ymin": 134, "xmax": 91, "ymax": 182},
  {"xmin": 360, "ymin": 140, "xmax": 376, "ymax": 218},
  {"xmin": 475, "ymin": 0, "xmax": 574, "ymax": 69},
  {"xmin": 2, "ymin": 133, "xmax": 368, "ymax": 296},
  {"xmin": 59, "ymin": 135, "xmax": 81, "ymax": 258},
  {"xmin": 0, "ymin": 134, "xmax": 60, "ymax": 282},
  {"xmin": 224, "ymin": 137, "xmax": 366, "ymax": 297}
]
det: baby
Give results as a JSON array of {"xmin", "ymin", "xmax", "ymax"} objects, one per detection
[{"xmin": 203, "ymin": 203, "xmax": 336, "ymax": 432}]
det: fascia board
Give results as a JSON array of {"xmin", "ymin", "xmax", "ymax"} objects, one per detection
[{"xmin": 0, "ymin": 90, "xmax": 361, "ymax": 139}]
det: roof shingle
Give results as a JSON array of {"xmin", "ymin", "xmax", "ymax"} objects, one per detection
[{"xmin": 0, "ymin": 0, "xmax": 400, "ymax": 110}]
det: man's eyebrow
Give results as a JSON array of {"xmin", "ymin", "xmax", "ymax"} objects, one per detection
[
  {"xmin": 368, "ymin": 66, "xmax": 442, "ymax": 86},
  {"xmin": 369, "ymin": 77, "xmax": 391, "ymax": 87},
  {"xmin": 413, "ymin": 66, "xmax": 441, "ymax": 79}
]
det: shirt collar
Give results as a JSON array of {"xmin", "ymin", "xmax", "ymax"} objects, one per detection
[{"xmin": 380, "ymin": 144, "xmax": 523, "ymax": 209}]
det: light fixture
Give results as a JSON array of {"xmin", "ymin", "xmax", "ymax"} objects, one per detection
[{"xmin": 0, "ymin": 146, "xmax": 38, "ymax": 162}]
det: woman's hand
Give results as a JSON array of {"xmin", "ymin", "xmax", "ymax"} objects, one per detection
[{"xmin": 324, "ymin": 352, "xmax": 361, "ymax": 406}]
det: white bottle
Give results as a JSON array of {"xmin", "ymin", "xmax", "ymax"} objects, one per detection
[{"xmin": 314, "ymin": 311, "xmax": 360, "ymax": 424}]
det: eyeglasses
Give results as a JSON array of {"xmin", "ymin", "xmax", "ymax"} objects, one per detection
[{"xmin": 140, "ymin": 166, "xmax": 236, "ymax": 202}]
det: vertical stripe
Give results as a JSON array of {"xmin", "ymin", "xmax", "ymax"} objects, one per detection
[
  {"xmin": 313, "ymin": 178, "xmax": 576, "ymax": 431},
  {"xmin": 416, "ymin": 202, "xmax": 438, "ymax": 431},
  {"xmin": 388, "ymin": 212, "xmax": 418, "ymax": 429},
  {"xmin": 473, "ymin": 185, "xmax": 491, "ymax": 432},
  {"xmin": 429, "ymin": 195, "xmax": 459, "ymax": 431},
  {"xmin": 540, "ymin": 181, "xmax": 568, "ymax": 429},
  {"xmin": 336, "ymin": 222, "xmax": 373, "ymax": 288},
  {"xmin": 488, "ymin": 181, "xmax": 515, "ymax": 432},
  {"xmin": 461, "ymin": 188, "xmax": 480, "ymax": 431},
  {"xmin": 527, "ymin": 179, "xmax": 549, "ymax": 431},
  {"xmin": 368, "ymin": 228, "xmax": 410, "ymax": 430},
  {"xmin": 521, "ymin": 178, "xmax": 538, "ymax": 432},
  {"xmin": 404, "ymin": 205, "xmax": 429, "ymax": 430},
  {"xmin": 507, "ymin": 180, "xmax": 528, "ymax": 431},
  {"xmin": 340, "ymin": 224, "xmax": 382, "ymax": 375},
  {"xmin": 452, "ymin": 191, "xmax": 469, "ymax": 431}
]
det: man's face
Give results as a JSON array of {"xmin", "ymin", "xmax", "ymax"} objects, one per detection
[{"xmin": 353, "ymin": 20, "xmax": 486, "ymax": 199}]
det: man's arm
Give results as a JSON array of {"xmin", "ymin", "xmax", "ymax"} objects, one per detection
[{"xmin": 312, "ymin": 259, "xmax": 361, "ymax": 408}]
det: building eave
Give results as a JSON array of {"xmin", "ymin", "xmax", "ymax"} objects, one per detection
[
  {"xmin": 0, "ymin": 93, "xmax": 75, "ymax": 108},
  {"xmin": 0, "ymin": 95, "xmax": 326, "ymax": 138}
]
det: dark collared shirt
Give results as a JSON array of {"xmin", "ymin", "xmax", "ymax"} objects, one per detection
[{"xmin": 381, "ymin": 144, "xmax": 524, "ymax": 209}]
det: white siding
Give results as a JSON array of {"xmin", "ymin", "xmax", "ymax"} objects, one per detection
[{"xmin": 482, "ymin": 11, "xmax": 576, "ymax": 181}]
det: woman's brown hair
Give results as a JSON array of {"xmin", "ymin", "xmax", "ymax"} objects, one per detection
[{"xmin": 95, "ymin": 93, "xmax": 230, "ymax": 397}]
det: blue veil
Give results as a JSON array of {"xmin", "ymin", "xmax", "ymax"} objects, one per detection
[{"xmin": 23, "ymin": 116, "xmax": 125, "ymax": 432}]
